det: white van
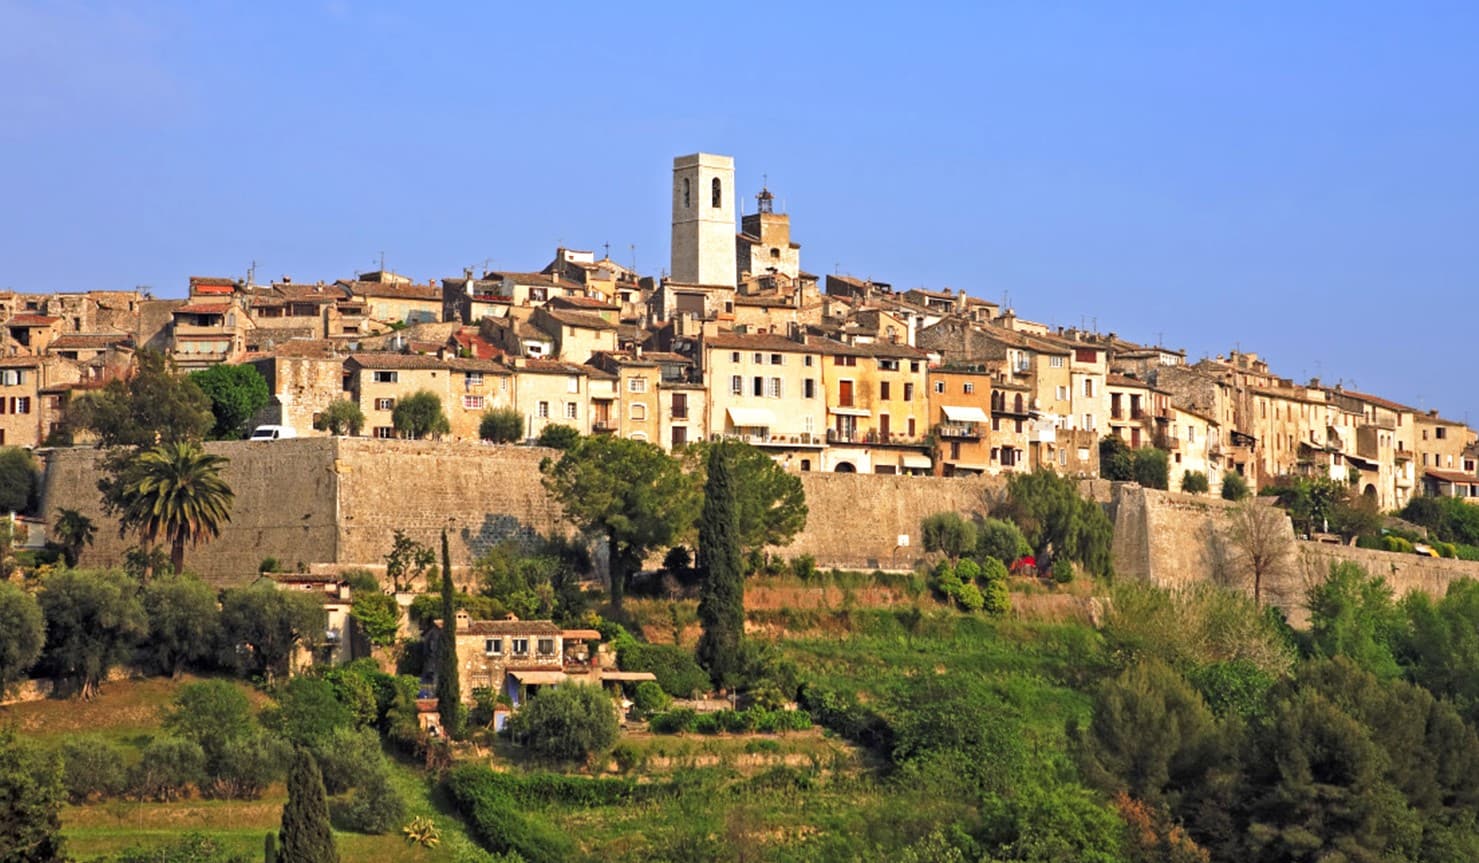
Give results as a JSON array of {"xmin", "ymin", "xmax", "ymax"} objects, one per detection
[{"xmin": 248, "ymin": 425, "xmax": 298, "ymax": 441}]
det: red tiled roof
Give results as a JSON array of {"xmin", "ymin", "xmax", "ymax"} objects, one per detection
[
  {"xmin": 174, "ymin": 303, "xmax": 230, "ymax": 315},
  {"xmin": 702, "ymin": 332, "xmax": 816, "ymax": 352},
  {"xmin": 1426, "ymin": 469, "xmax": 1479, "ymax": 485},
  {"xmin": 6, "ymin": 314, "xmax": 59, "ymax": 326},
  {"xmin": 1332, "ymin": 388, "xmax": 1419, "ymax": 415}
]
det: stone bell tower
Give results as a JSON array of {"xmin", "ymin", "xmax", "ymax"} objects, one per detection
[{"xmin": 670, "ymin": 153, "xmax": 736, "ymax": 288}]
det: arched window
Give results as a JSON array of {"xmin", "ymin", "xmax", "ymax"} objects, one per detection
[
  {"xmin": 682, "ymin": 178, "xmax": 690, "ymax": 208},
  {"xmin": 1014, "ymin": 394, "xmax": 1024, "ymax": 413},
  {"xmin": 711, "ymin": 177, "xmax": 722, "ymax": 208}
]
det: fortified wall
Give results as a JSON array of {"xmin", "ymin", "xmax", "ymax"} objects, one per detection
[{"xmin": 38, "ymin": 441, "xmax": 1479, "ymax": 610}]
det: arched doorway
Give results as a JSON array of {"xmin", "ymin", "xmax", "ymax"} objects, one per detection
[
  {"xmin": 1364, "ymin": 484, "xmax": 1377, "ymax": 499},
  {"xmin": 834, "ymin": 462, "xmax": 856, "ymax": 473}
]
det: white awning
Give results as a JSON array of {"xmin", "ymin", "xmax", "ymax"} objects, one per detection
[
  {"xmin": 726, "ymin": 407, "xmax": 776, "ymax": 427},
  {"xmin": 900, "ymin": 453, "xmax": 933, "ymax": 469},
  {"xmin": 598, "ymin": 671, "xmax": 659, "ymax": 682},
  {"xmin": 828, "ymin": 407, "xmax": 871, "ymax": 417},
  {"xmin": 941, "ymin": 405, "xmax": 989, "ymax": 423},
  {"xmin": 507, "ymin": 670, "xmax": 568, "ymax": 685},
  {"xmin": 948, "ymin": 463, "xmax": 989, "ymax": 473}
]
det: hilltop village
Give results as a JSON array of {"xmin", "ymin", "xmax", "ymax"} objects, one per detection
[{"xmin": 2, "ymin": 152, "xmax": 1475, "ymax": 509}]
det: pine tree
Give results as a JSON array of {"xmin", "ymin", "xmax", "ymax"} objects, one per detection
[
  {"xmin": 278, "ymin": 748, "xmax": 337, "ymax": 863},
  {"xmin": 696, "ymin": 443, "xmax": 745, "ymax": 689},
  {"xmin": 435, "ymin": 528, "xmax": 463, "ymax": 739}
]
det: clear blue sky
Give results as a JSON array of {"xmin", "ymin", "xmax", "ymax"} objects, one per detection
[{"xmin": 3, "ymin": 2, "xmax": 1476, "ymax": 420}]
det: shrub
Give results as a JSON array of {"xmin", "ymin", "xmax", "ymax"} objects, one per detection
[
  {"xmin": 617, "ymin": 643, "xmax": 710, "ymax": 698},
  {"xmin": 1382, "ymin": 535, "xmax": 1415, "ymax": 554},
  {"xmin": 505, "ymin": 685, "xmax": 619, "ymax": 764},
  {"xmin": 632, "ymin": 680, "xmax": 671, "ymax": 716},
  {"xmin": 1181, "ymin": 471, "xmax": 1209, "ymax": 495},
  {"xmin": 1051, "ymin": 559, "xmax": 1075, "ymax": 584},
  {"xmin": 444, "ymin": 765, "xmax": 576, "ymax": 863},
  {"xmin": 715, "ymin": 709, "xmax": 754, "ymax": 733},
  {"xmin": 211, "ymin": 732, "xmax": 289, "ymax": 800},
  {"xmin": 954, "ymin": 582, "xmax": 986, "ymax": 613},
  {"xmin": 1132, "ymin": 448, "xmax": 1170, "ymax": 490},
  {"xmin": 692, "ymin": 712, "xmax": 720, "ymax": 735},
  {"xmin": 921, "ymin": 512, "xmax": 977, "ymax": 561},
  {"xmin": 479, "ymin": 408, "xmax": 523, "ymax": 444},
  {"xmin": 648, "ymin": 709, "xmax": 696, "ymax": 734},
  {"xmin": 61, "ymin": 736, "xmax": 127, "ymax": 803},
  {"xmin": 1222, "ymin": 472, "xmax": 1250, "ymax": 501},
  {"xmin": 313, "ymin": 726, "xmax": 383, "ymax": 795},
  {"xmin": 129, "ymin": 737, "xmax": 206, "ymax": 802},
  {"xmin": 790, "ymin": 554, "xmax": 818, "ymax": 580},
  {"xmin": 976, "ymin": 518, "xmax": 1031, "ymax": 565},
  {"xmin": 977, "ymin": 557, "xmax": 1009, "ymax": 585},
  {"xmin": 981, "ymin": 578, "xmax": 1011, "ymax": 617},
  {"xmin": 535, "ymin": 424, "xmax": 580, "ymax": 450},
  {"xmin": 954, "ymin": 559, "xmax": 981, "ymax": 583},
  {"xmin": 341, "ymin": 768, "xmax": 406, "ymax": 834}
]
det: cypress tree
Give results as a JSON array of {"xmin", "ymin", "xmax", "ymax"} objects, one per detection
[
  {"xmin": 279, "ymin": 748, "xmax": 337, "ymax": 863},
  {"xmin": 696, "ymin": 443, "xmax": 745, "ymax": 689},
  {"xmin": 435, "ymin": 528, "xmax": 463, "ymax": 738}
]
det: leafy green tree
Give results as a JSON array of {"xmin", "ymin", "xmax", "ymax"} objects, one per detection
[
  {"xmin": 435, "ymin": 527, "xmax": 464, "ymax": 739},
  {"xmin": 1099, "ymin": 435, "xmax": 1134, "ymax": 482},
  {"xmin": 384, "ymin": 529, "xmax": 434, "ymax": 592},
  {"xmin": 505, "ymin": 684, "xmax": 619, "ymax": 764},
  {"xmin": 1132, "ymin": 447, "xmax": 1170, "ymax": 490},
  {"xmin": 113, "ymin": 442, "xmax": 234, "ymax": 576},
  {"xmin": 220, "ymin": 584, "xmax": 326, "ymax": 683},
  {"xmin": 1075, "ymin": 658, "xmax": 1220, "ymax": 811},
  {"xmin": 1397, "ymin": 579, "xmax": 1479, "ymax": 724},
  {"xmin": 312, "ymin": 727, "xmax": 382, "ymax": 795},
  {"xmin": 617, "ymin": 642, "xmax": 710, "ymax": 698},
  {"xmin": 59, "ymin": 735, "xmax": 127, "ymax": 803},
  {"xmin": 1308, "ymin": 561, "xmax": 1402, "ymax": 679},
  {"xmin": 114, "ymin": 832, "xmax": 249, "ymax": 863},
  {"xmin": 279, "ymin": 749, "xmax": 338, "ymax": 863},
  {"xmin": 163, "ymin": 680, "xmax": 254, "ymax": 770},
  {"xmin": 888, "ymin": 674, "xmax": 1028, "ymax": 796},
  {"xmin": 190, "ymin": 363, "xmax": 270, "ymax": 440},
  {"xmin": 129, "ymin": 736, "xmax": 205, "ymax": 802},
  {"xmin": 37, "ymin": 569, "xmax": 147, "ymax": 699},
  {"xmin": 1000, "ymin": 468, "xmax": 1114, "ymax": 576},
  {"xmin": 341, "ymin": 767, "xmax": 406, "ymax": 834},
  {"xmin": 0, "ymin": 447, "xmax": 40, "ymax": 513},
  {"xmin": 535, "ymin": 424, "xmax": 580, "ymax": 450},
  {"xmin": 979, "ymin": 779, "xmax": 1128, "ymax": 863},
  {"xmin": 68, "ymin": 348, "xmax": 213, "ymax": 447},
  {"xmin": 1330, "ymin": 490, "xmax": 1382, "ymax": 543},
  {"xmin": 1221, "ymin": 471, "xmax": 1249, "ymax": 501},
  {"xmin": 142, "ymin": 573, "xmax": 221, "ymax": 676},
  {"xmin": 267, "ymin": 677, "xmax": 353, "ymax": 748},
  {"xmin": 313, "ymin": 399, "xmax": 365, "ymax": 437},
  {"xmin": 391, "ymin": 390, "xmax": 449, "ymax": 440},
  {"xmin": 0, "ymin": 581, "xmax": 44, "ymax": 696},
  {"xmin": 696, "ymin": 444, "xmax": 745, "ymax": 689},
  {"xmin": 0, "ymin": 726, "xmax": 66, "ymax": 863},
  {"xmin": 211, "ymin": 732, "xmax": 290, "ymax": 801},
  {"xmin": 479, "ymin": 407, "xmax": 523, "ymax": 443},
  {"xmin": 1180, "ymin": 471, "xmax": 1209, "ymax": 495},
  {"xmin": 684, "ymin": 441, "xmax": 808, "ymax": 554},
  {"xmin": 51, "ymin": 508, "xmax": 96, "ymax": 568},
  {"xmin": 975, "ymin": 517, "xmax": 1030, "ymax": 565},
  {"xmin": 542, "ymin": 436, "xmax": 698, "ymax": 609},
  {"xmin": 920, "ymin": 511, "xmax": 977, "ymax": 563},
  {"xmin": 350, "ymin": 592, "xmax": 399, "ymax": 648}
]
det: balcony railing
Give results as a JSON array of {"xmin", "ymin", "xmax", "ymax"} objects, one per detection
[
  {"xmin": 713, "ymin": 432, "xmax": 824, "ymax": 447},
  {"xmin": 936, "ymin": 423, "xmax": 980, "ymax": 439}
]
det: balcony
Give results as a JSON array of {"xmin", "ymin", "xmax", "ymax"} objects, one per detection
[
  {"xmin": 713, "ymin": 432, "xmax": 825, "ymax": 449},
  {"xmin": 937, "ymin": 423, "xmax": 980, "ymax": 439},
  {"xmin": 592, "ymin": 419, "xmax": 616, "ymax": 433}
]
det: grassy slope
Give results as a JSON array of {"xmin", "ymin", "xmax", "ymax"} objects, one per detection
[{"xmin": 2, "ymin": 674, "xmax": 481, "ymax": 862}]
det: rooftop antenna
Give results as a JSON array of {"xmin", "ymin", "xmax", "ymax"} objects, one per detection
[
  {"xmin": 481, "ymin": 257, "xmax": 494, "ymax": 275},
  {"xmin": 602, "ymin": 241, "xmax": 611, "ymax": 260},
  {"xmin": 1156, "ymin": 330, "xmax": 1164, "ymax": 347},
  {"xmin": 629, "ymin": 244, "xmax": 637, "ymax": 273},
  {"xmin": 379, "ymin": 251, "xmax": 385, "ymax": 273}
]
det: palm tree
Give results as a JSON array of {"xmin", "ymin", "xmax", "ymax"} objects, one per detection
[
  {"xmin": 117, "ymin": 442, "xmax": 235, "ymax": 576},
  {"xmin": 52, "ymin": 508, "xmax": 97, "ymax": 568}
]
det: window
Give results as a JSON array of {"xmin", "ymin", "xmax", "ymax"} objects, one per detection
[
  {"xmin": 804, "ymin": 355, "xmax": 813, "ymax": 367},
  {"xmin": 800, "ymin": 459, "xmax": 811, "ymax": 471},
  {"xmin": 1049, "ymin": 356, "xmax": 1064, "ymax": 368},
  {"xmin": 374, "ymin": 426, "xmax": 395, "ymax": 439},
  {"xmin": 462, "ymin": 395, "xmax": 485, "ymax": 410},
  {"xmin": 803, "ymin": 379, "xmax": 816, "ymax": 399},
  {"xmin": 671, "ymin": 426, "xmax": 688, "ymax": 448},
  {"xmin": 908, "ymin": 417, "xmax": 916, "ymax": 436},
  {"xmin": 834, "ymin": 355, "xmax": 857, "ymax": 367},
  {"xmin": 754, "ymin": 353, "xmax": 763, "ymax": 364},
  {"xmin": 0, "ymin": 370, "xmax": 22, "ymax": 385},
  {"xmin": 753, "ymin": 377, "xmax": 764, "ymax": 396},
  {"xmin": 1082, "ymin": 413, "xmax": 1093, "ymax": 430},
  {"xmin": 1075, "ymin": 348, "xmax": 1096, "ymax": 364},
  {"xmin": 933, "ymin": 381, "xmax": 944, "ymax": 394},
  {"xmin": 730, "ymin": 375, "xmax": 742, "ymax": 395},
  {"xmin": 12, "ymin": 397, "xmax": 29, "ymax": 414},
  {"xmin": 631, "ymin": 403, "xmax": 647, "ymax": 421},
  {"xmin": 671, "ymin": 393, "xmax": 688, "ymax": 419},
  {"xmin": 963, "ymin": 382, "xmax": 975, "ymax": 395},
  {"xmin": 1083, "ymin": 379, "xmax": 1095, "ymax": 398},
  {"xmin": 1437, "ymin": 427, "xmax": 1449, "ymax": 439},
  {"xmin": 537, "ymin": 401, "xmax": 549, "ymax": 418},
  {"xmin": 566, "ymin": 376, "xmax": 579, "ymax": 393},
  {"xmin": 375, "ymin": 397, "xmax": 395, "ymax": 411},
  {"xmin": 537, "ymin": 638, "xmax": 555, "ymax": 656},
  {"xmin": 770, "ymin": 353, "xmax": 783, "ymax": 365},
  {"xmin": 682, "ymin": 178, "xmax": 690, "ymax": 208},
  {"xmin": 484, "ymin": 638, "xmax": 502, "ymax": 655},
  {"xmin": 767, "ymin": 377, "xmax": 782, "ymax": 398},
  {"xmin": 904, "ymin": 383, "xmax": 914, "ymax": 401},
  {"xmin": 628, "ymin": 377, "xmax": 647, "ymax": 393},
  {"xmin": 1056, "ymin": 385, "xmax": 1068, "ymax": 401},
  {"xmin": 372, "ymin": 370, "xmax": 398, "ymax": 383},
  {"xmin": 880, "ymin": 381, "xmax": 891, "ymax": 400},
  {"xmin": 564, "ymin": 403, "xmax": 577, "ymax": 419},
  {"xmin": 1187, "ymin": 426, "xmax": 1196, "ymax": 443},
  {"xmin": 879, "ymin": 359, "xmax": 899, "ymax": 371},
  {"xmin": 911, "ymin": 362, "xmax": 920, "ymax": 372},
  {"xmin": 466, "ymin": 372, "xmax": 484, "ymax": 387},
  {"xmin": 731, "ymin": 351, "xmax": 741, "ymax": 363},
  {"xmin": 512, "ymin": 638, "xmax": 529, "ymax": 655},
  {"xmin": 711, "ymin": 177, "xmax": 722, "ymax": 208}
]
